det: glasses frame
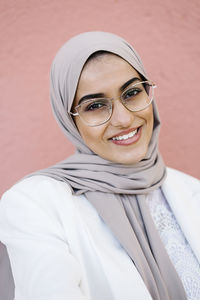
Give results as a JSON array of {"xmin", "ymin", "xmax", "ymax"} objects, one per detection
[{"xmin": 70, "ymin": 80, "xmax": 156, "ymax": 127}]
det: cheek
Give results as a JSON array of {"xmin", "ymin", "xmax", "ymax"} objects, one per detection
[
  {"xmin": 139, "ymin": 105, "xmax": 154, "ymax": 140},
  {"xmin": 75, "ymin": 118, "xmax": 106, "ymax": 149},
  {"xmin": 147, "ymin": 106, "xmax": 154, "ymax": 128},
  {"xmin": 80, "ymin": 128, "xmax": 97, "ymax": 142},
  {"xmin": 138, "ymin": 103, "xmax": 153, "ymax": 121}
]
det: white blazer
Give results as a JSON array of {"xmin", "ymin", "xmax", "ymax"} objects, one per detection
[{"xmin": 0, "ymin": 167, "xmax": 199, "ymax": 300}]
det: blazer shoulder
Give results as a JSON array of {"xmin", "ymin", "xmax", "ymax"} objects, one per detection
[
  {"xmin": 2, "ymin": 175, "xmax": 72, "ymax": 199},
  {"xmin": 0, "ymin": 175, "xmax": 74, "ymax": 222},
  {"xmin": 166, "ymin": 167, "xmax": 200, "ymax": 195}
]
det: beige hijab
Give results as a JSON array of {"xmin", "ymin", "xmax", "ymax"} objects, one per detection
[{"xmin": 33, "ymin": 32, "xmax": 186, "ymax": 299}]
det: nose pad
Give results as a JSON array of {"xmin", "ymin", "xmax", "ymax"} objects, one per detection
[{"xmin": 109, "ymin": 99, "xmax": 134, "ymax": 127}]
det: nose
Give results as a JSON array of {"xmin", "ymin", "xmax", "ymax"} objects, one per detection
[{"xmin": 109, "ymin": 99, "xmax": 134, "ymax": 128}]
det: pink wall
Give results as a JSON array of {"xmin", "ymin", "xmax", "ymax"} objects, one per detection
[{"xmin": 1, "ymin": 0, "xmax": 200, "ymax": 196}]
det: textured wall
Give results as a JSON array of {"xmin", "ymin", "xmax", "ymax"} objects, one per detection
[{"xmin": 0, "ymin": 0, "xmax": 200, "ymax": 195}]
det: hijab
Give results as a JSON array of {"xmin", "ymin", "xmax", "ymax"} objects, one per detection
[{"xmin": 33, "ymin": 31, "xmax": 187, "ymax": 299}]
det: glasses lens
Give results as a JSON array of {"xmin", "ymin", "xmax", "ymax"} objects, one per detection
[
  {"xmin": 77, "ymin": 98, "xmax": 112, "ymax": 126},
  {"xmin": 122, "ymin": 81, "xmax": 153, "ymax": 112}
]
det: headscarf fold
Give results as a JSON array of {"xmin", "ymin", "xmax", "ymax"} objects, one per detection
[{"xmin": 32, "ymin": 32, "xmax": 187, "ymax": 299}]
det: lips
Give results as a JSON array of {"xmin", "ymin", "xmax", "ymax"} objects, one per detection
[
  {"xmin": 112, "ymin": 128, "xmax": 138, "ymax": 141},
  {"xmin": 110, "ymin": 126, "xmax": 140, "ymax": 140},
  {"xmin": 109, "ymin": 126, "xmax": 142, "ymax": 145}
]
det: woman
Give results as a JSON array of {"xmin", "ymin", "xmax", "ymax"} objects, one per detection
[{"xmin": 0, "ymin": 31, "xmax": 200, "ymax": 300}]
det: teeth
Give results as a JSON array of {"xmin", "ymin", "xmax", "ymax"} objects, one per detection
[{"xmin": 112, "ymin": 129, "xmax": 137, "ymax": 141}]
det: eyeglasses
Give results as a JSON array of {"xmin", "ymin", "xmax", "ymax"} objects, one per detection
[{"xmin": 70, "ymin": 80, "xmax": 156, "ymax": 127}]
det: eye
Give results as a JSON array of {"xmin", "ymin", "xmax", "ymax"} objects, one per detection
[
  {"xmin": 83, "ymin": 100, "xmax": 108, "ymax": 112},
  {"xmin": 123, "ymin": 88, "xmax": 142, "ymax": 100}
]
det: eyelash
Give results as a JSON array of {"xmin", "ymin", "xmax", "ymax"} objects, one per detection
[
  {"xmin": 123, "ymin": 88, "xmax": 142, "ymax": 99},
  {"xmin": 85, "ymin": 102, "xmax": 106, "ymax": 111}
]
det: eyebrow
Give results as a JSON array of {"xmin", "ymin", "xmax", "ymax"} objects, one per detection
[
  {"xmin": 119, "ymin": 77, "xmax": 141, "ymax": 92},
  {"xmin": 77, "ymin": 77, "xmax": 141, "ymax": 105},
  {"xmin": 78, "ymin": 93, "xmax": 105, "ymax": 105}
]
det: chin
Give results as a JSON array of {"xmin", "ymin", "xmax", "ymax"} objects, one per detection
[
  {"xmin": 105, "ymin": 134, "xmax": 151, "ymax": 165},
  {"xmin": 107, "ymin": 150, "xmax": 148, "ymax": 165}
]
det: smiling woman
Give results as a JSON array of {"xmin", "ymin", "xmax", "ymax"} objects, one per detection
[{"xmin": 0, "ymin": 32, "xmax": 200, "ymax": 300}]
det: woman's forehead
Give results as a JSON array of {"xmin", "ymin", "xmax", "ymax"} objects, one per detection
[
  {"xmin": 81, "ymin": 53, "xmax": 141, "ymax": 81},
  {"xmin": 83, "ymin": 52, "xmax": 123, "ymax": 71},
  {"xmin": 74, "ymin": 54, "xmax": 142, "ymax": 103}
]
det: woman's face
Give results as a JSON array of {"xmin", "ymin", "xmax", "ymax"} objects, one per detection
[{"xmin": 73, "ymin": 54, "xmax": 154, "ymax": 164}]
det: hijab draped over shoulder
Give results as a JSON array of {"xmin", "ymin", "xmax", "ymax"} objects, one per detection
[{"xmin": 33, "ymin": 32, "xmax": 187, "ymax": 300}]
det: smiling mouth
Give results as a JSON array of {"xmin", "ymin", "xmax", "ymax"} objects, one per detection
[
  {"xmin": 109, "ymin": 126, "xmax": 142, "ymax": 146},
  {"xmin": 111, "ymin": 127, "xmax": 140, "ymax": 141}
]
